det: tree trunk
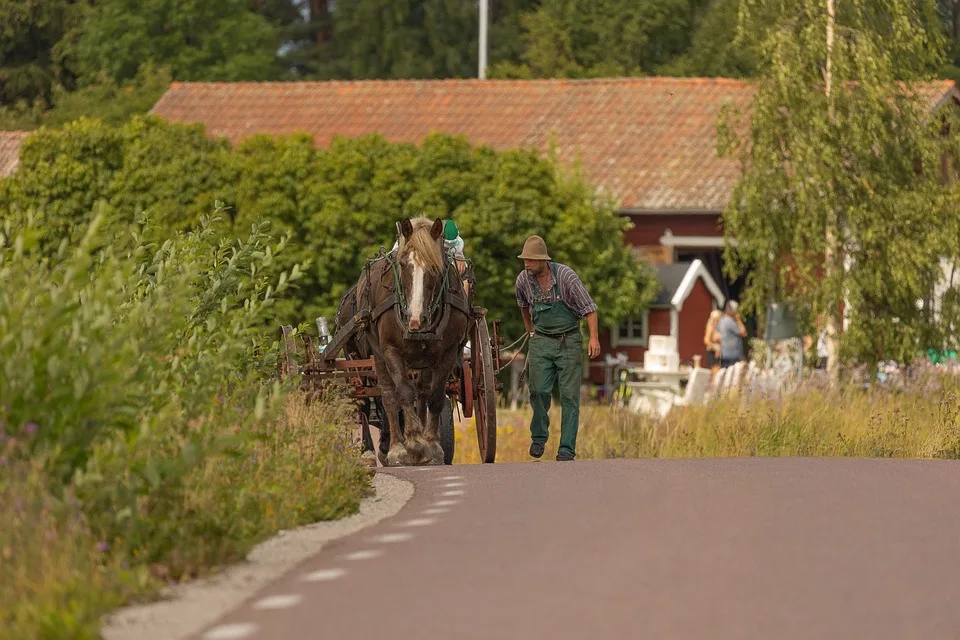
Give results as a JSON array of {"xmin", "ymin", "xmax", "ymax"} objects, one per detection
[
  {"xmin": 311, "ymin": 0, "xmax": 328, "ymax": 44},
  {"xmin": 824, "ymin": 0, "xmax": 841, "ymax": 387}
]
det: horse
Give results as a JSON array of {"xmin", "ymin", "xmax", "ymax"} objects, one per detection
[{"xmin": 335, "ymin": 216, "xmax": 471, "ymax": 466}]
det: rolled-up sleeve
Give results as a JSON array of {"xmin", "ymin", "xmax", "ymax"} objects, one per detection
[
  {"xmin": 557, "ymin": 266, "xmax": 598, "ymax": 318},
  {"xmin": 515, "ymin": 272, "xmax": 531, "ymax": 308}
]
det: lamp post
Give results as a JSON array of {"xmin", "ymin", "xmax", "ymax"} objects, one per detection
[{"xmin": 479, "ymin": 0, "xmax": 488, "ymax": 79}]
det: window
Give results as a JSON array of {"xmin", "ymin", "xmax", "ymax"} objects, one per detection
[{"xmin": 612, "ymin": 313, "xmax": 648, "ymax": 347}]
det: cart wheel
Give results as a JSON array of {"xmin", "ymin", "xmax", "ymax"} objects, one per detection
[
  {"xmin": 471, "ymin": 315, "xmax": 497, "ymax": 463},
  {"xmin": 439, "ymin": 398, "xmax": 455, "ymax": 465}
]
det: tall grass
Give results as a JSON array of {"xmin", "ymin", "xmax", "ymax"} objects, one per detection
[
  {"xmin": 454, "ymin": 375, "xmax": 960, "ymax": 463},
  {"xmin": 0, "ymin": 208, "xmax": 371, "ymax": 637}
]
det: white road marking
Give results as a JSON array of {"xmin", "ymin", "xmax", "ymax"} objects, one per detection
[
  {"xmin": 441, "ymin": 490, "xmax": 465, "ymax": 496},
  {"xmin": 344, "ymin": 549, "xmax": 384, "ymax": 561},
  {"xmin": 203, "ymin": 623, "xmax": 258, "ymax": 639},
  {"xmin": 422, "ymin": 508, "xmax": 450, "ymax": 515},
  {"xmin": 373, "ymin": 532, "xmax": 414, "ymax": 543},
  {"xmin": 301, "ymin": 568, "xmax": 346, "ymax": 582},
  {"xmin": 401, "ymin": 518, "xmax": 436, "ymax": 527},
  {"xmin": 441, "ymin": 482, "xmax": 466, "ymax": 488},
  {"xmin": 439, "ymin": 475, "xmax": 463, "ymax": 480},
  {"xmin": 253, "ymin": 594, "xmax": 302, "ymax": 610},
  {"xmin": 433, "ymin": 499, "xmax": 460, "ymax": 507}
]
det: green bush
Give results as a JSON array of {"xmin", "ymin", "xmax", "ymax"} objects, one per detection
[
  {"xmin": 0, "ymin": 205, "xmax": 371, "ymax": 636},
  {"xmin": 1, "ymin": 118, "xmax": 657, "ymax": 339}
]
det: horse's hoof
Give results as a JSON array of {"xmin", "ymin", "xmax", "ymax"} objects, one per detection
[
  {"xmin": 377, "ymin": 449, "xmax": 389, "ymax": 467},
  {"xmin": 425, "ymin": 440, "xmax": 444, "ymax": 465},
  {"xmin": 360, "ymin": 450, "xmax": 377, "ymax": 469},
  {"xmin": 386, "ymin": 444, "xmax": 407, "ymax": 467}
]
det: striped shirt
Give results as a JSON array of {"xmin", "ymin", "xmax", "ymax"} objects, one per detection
[{"xmin": 515, "ymin": 262, "xmax": 598, "ymax": 319}]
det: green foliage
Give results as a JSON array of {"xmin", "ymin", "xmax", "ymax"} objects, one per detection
[
  {"xmin": 0, "ymin": 207, "xmax": 371, "ymax": 635},
  {"xmin": 1, "ymin": 119, "xmax": 656, "ymax": 340},
  {"xmin": 717, "ymin": 0, "xmax": 959, "ymax": 367},
  {"xmin": 71, "ymin": 0, "xmax": 280, "ymax": 86},
  {"xmin": 489, "ymin": 0, "xmax": 707, "ymax": 78},
  {"xmin": 0, "ymin": 0, "xmax": 87, "ymax": 107}
]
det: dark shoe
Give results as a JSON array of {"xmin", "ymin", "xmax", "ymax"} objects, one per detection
[
  {"xmin": 529, "ymin": 442, "xmax": 545, "ymax": 458},
  {"xmin": 556, "ymin": 451, "xmax": 575, "ymax": 462}
]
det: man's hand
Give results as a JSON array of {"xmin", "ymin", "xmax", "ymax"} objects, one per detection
[{"xmin": 588, "ymin": 337, "xmax": 601, "ymax": 359}]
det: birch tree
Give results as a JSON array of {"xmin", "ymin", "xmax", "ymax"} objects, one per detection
[{"xmin": 718, "ymin": 0, "xmax": 960, "ymax": 380}]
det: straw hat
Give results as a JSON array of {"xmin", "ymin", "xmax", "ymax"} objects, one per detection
[{"xmin": 518, "ymin": 235, "xmax": 551, "ymax": 261}]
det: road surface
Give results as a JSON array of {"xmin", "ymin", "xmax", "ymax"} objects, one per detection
[{"xmin": 192, "ymin": 458, "xmax": 960, "ymax": 639}]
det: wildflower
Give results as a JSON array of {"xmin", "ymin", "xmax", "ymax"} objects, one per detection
[
  {"xmin": 22, "ymin": 423, "xmax": 37, "ymax": 436},
  {"xmin": 97, "ymin": 541, "xmax": 109, "ymax": 553}
]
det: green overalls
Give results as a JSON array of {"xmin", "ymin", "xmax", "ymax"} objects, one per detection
[{"xmin": 528, "ymin": 263, "xmax": 583, "ymax": 458}]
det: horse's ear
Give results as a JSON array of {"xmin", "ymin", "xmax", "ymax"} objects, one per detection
[
  {"xmin": 430, "ymin": 218, "xmax": 444, "ymax": 241},
  {"xmin": 400, "ymin": 218, "xmax": 413, "ymax": 239}
]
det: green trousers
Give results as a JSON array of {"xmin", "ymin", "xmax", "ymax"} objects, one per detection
[{"xmin": 528, "ymin": 333, "xmax": 583, "ymax": 456}]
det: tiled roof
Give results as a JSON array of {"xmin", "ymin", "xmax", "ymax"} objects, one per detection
[
  {"xmin": 150, "ymin": 78, "xmax": 959, "ymax": 211},
  {"xmin": 0, "ymin": 131, "xmax": 28, "ymax": 178}
]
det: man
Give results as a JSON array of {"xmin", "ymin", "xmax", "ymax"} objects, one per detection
[
  {"xmin": 715, "ymin": 300, "xmax": 748, "ymax": 368},
  {"xmin": 515, "ymin": 235, "xmax": 600, "ymax": 462}
]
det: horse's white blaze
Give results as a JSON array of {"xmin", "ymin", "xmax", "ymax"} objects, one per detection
[{"xmin": 409, "ymin": 257, "xmax": 425, "ymax": 328}]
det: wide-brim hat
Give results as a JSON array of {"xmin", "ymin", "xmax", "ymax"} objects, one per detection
[{"xmin": 518, "ymin": 235, "xmax": 551, "ymax": 261}]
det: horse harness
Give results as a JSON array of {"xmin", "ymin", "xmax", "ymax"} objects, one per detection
[{"xmin": 328, "ymin": 247, "xmax": 471, "ymax": 367}]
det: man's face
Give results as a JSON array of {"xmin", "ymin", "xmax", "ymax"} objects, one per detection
[{"xmin": 523, "ymin": 259, "xmax": 546, "ymax": 276}]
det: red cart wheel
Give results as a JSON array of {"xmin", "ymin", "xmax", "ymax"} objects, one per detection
[{"xmin": 471, "ymin": 315, "xmax": 497, "ymax": 463}]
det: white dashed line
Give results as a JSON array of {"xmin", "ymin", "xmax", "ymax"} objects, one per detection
[
  {"xmin": 203, "ymin": 623, "xmax": 258, "ymax": 639},
  {"xmin": 253, "ymin": 594, "xmax": 302, "ymax": 610},
  {"xmin": 422, "ymin": 508, "xmax": 450, "ymax": 515},
  {"xmin": 373, "ymin": 532, "xmax": 415, "ymax": 543},
  {"xmin": 441, "ymin": 490, "xmax": 465, "ymax": 496},
  {"xmin": 441, "ymin": 482, "xmax": 466, "ymax": 488},
  {"xmin": 344, "ymin": 549, "xmax": 384, "ymax": 561},
  {"xmin": 401, "ymin": 518, "xmax": 436, "ymax": 527},
  {"xmin": 301, "ymin": 568, "xmax": 347, "ymax": 582},
  {"xmin": 439, "ymin": 475, "xmax": 463, "ymax": 480},
  {"xmin": 433, "ymin": 499, "xmax": 460, "ymax": 507}
]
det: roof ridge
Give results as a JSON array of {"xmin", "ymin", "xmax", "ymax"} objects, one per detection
[{"xmin": 163, "ymin": 76, "xmax": 754, "ymax": 88}]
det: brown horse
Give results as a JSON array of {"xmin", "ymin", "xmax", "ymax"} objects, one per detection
[{"xmin": 336, "ymin": 217, "xmax": 471, "ymax": 466}]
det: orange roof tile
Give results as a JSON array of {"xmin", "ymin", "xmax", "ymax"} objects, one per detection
[
  {"xmin": 0, "ymin": 131, "xmax": 27, "ymax": 178},
  {"xmin": 150, "ymin": 78, "xmax": 959, "ymax": 211}
]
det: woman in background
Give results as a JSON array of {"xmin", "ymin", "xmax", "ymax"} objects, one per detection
[{"xmin": 704, "ymin": 309, "xmax": 722, "ymax": 377}]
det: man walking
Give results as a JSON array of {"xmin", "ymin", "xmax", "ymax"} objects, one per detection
[{"xmin": 515, "ymin": 235, "xmax": 600, "ymax": 462}]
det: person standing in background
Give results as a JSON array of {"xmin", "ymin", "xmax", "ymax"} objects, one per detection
[
  {"xmin": 715, "ymin": 300, "xmax": 747, "ymax": 368},
  {"xmin": 703, "ymin": 309, "xmax": 722, "ymax": 377}
]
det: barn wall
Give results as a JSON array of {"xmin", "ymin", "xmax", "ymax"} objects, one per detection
[
  {"xmin": 622, "ymin": 213, "xmax": 723, "ymax": 246},
  {"xmin": 677, "ymin": 279, "xmax": 717, "ymax": 363}
]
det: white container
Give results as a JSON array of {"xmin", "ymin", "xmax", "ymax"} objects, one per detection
[
  {"xmin": 644, "ymin": 352, "xmax": 680, "ymax": 372},
  {"xmin": 647, "ymin": 335, "xmax": 677, "ymax": 354}
]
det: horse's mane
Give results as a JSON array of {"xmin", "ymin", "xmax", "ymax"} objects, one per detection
[{"xmin": 398, "ymin": 217, "xmax": 445, "ymax": 273}]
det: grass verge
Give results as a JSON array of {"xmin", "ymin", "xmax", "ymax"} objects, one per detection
[
  {"xmin": 454, "ymin": 377, "xmax": 960, "ymax": 463},
  {"xmin": 0, "ymin": 392, "xmax": 371, "ymax": 640}
]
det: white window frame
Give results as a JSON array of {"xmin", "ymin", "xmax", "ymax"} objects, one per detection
[{"xmin": 611, "ymin": 311, "xmax": 649, "ymax": 347}]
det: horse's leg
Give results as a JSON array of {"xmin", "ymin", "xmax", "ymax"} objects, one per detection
[
  {"xmin": 359, "ymin": 399, "xmax": 377, "ymax": 469},
  {"xmin": 380, "ymin": 347, "xmax": 422, "ymax": 466},
  {"xmin": 419, "ymin": 352, "xmax": 459, "ymax": 466}
]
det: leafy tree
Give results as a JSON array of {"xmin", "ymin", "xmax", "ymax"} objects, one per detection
[
  {"xmin": 0, "ymin": 0, "xmax": 87, "ymax": 107},
  {"xmin": 717, "ymin": 0, "xmax": 956, "ymax": 378},
  {"xmin": 70, "ymin": 0, "xmax": 280, "ymax": 86},
  {"xmin": 490, "ymin": 0, "xmax": 706, "ymax": 78}
]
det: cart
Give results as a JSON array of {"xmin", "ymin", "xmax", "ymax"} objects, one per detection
[{"xmin": 279, "ymin": 307, "xmax": 501, "ymax": 465}]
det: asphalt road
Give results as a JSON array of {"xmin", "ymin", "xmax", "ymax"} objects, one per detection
[{"xmin": 192, "ymin": 458, "xmax": 960, "ymax": 640}]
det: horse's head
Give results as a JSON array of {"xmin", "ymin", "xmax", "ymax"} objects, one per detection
[{"xmin": 396, "ymin": 217, "xmax": 446, "ymax": 332}]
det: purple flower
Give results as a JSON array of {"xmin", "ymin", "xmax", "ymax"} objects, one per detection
[
  {"xmin": 97, "ymin": 541, "xmax": 109, "ymax": 553},
  {"xmin": 22, "ymin": 423, "xmax": 37, "ymax": 436}
]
